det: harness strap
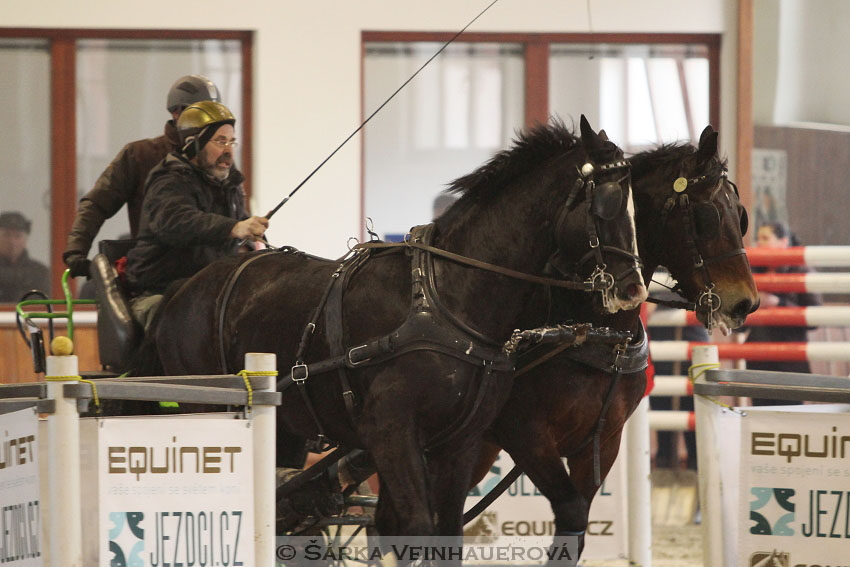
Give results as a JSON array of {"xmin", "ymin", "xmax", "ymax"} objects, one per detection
[
  {"xmin": 290, "ymin": 259, "xmax": 352, "ymax": 451},
  {"xmin": 463, "ymin": 466, "xmax": 523, "ymax": 525},
  {"xmin": 277, "ymin": 310, "xmax": 515, "ymax": 391},
  {"xmin": 354, "ymin": 240, "xmax": 596, "ymax": 292},
  {"xmin": 217, "ymin": 251, "xmax": 276, "ymax": 373},
  {"xmin": 326, "ymin": 252, "xmax": 371, "ymax": 422},
  {"xmin": 461, "ymin": 347, "xmax": 627, "ymax": 525},
  {"xmin": 590, "ymin": 355, "xmax": 624, "ymax": 486},
  {"xmin": 646, "ymin": 295, "xmax": 696, "ymax": 311}
]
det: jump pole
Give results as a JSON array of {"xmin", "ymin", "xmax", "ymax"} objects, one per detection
[
  {"xmin": 626, "ymin": 395, "xmax": 652, "ymax": 566},
  {"xmin": 46, "ymin": 352, "xmax": 83, "ymax": 567},
  {"xmin": 245, "ymin": 352, "xmax": 278, "ymax": 566},
  {"xmin": 692, "ymin": 344, "xmax": 722, "ymax": 567}
]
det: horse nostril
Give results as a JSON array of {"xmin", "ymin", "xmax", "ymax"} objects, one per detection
[
  {"xmin": 626, "ymin": 283, "xmax": 642, "ymax": 299},
  {"xmin": 732, "ymin": 298, "xmax": 755, "ymax": 319}
]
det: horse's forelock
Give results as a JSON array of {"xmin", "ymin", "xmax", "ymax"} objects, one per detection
[{"xmin": 630, "ymin": 142, "xmax": 727, "ymax": 197}]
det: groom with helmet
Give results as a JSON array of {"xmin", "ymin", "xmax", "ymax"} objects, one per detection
[{"xmin": 126, "ymin": 100, "xmax": 268, "ymax": 329}]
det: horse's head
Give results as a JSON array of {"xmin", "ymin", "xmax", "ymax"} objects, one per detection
[
  {"xmin": 632, "ymin": 126, "xmax": 759, "ymax": 334},
  {"xmin": 551, "ymin": 115, "xmax": 647, "ymax": 313}
]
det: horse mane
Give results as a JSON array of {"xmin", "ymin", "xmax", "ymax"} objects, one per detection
[
  {"xmin": 629, "ymin": 142, "xmax": 729, "ymax": 192},
  {"xmin": 436, "ymin": 120, "xmax": 588, "ymax": 228}
]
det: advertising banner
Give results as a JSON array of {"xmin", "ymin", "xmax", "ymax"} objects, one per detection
[
  {"xmin": 465, "ymin": 444, "xmax": 628, "ymax": 562},
  {"xmin": 739, "ymin": 405, "xmax": 850, "ymax": 567},
  {"xmin": 98, "ymin": 418, "xmax": 254, "ymax": 567},
  {"xmin": 0, "ymin": 408, "xmax": 42, "ymax": 566}
]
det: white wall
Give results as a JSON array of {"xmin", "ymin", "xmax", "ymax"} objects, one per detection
[
  {"xmin": 7, "ymin": 0, "xmax": 736, "ymax": 258},
  {"xmin": 754, "ymin": 0, "xmax": 850, "ymax": 128}
]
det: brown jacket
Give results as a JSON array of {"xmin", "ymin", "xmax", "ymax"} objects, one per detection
[{"xmin": 63, "ymin": 121, "xmax": 181, "ymax": 265}]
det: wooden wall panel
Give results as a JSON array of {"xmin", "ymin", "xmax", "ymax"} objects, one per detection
[
  {"xmin": 1, "ymin": 325, "xmax": 100, "ymax": 383},
  {"xmin": 754, "ymin": 125, "xmax": 850, "ymax": 246}
]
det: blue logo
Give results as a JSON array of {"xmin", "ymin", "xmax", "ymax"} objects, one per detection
[
  {"xmin": 750, "ymin": 487, "xmax": 795, "ymax": 536},
  {"xmin": 108, "ymin": 511, "xmax": 144, "ymax": 567}
]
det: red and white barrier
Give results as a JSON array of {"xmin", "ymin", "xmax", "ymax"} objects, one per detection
[
  {"xmin": 649, "ymin": 305, "xmax": 850, "ymax": 327},
  {"xmin": 745, "ymin": 245, "xmax": 850, "ymax": 267},
  {"xmin": 649, "ymin": 272, "xmax": 850, "ymax": 294},
  {"xmin": 752, "ymin": 272, "xmax": 850, "ymax": 293},
  {"xmin": 649, "ymin": 410, "xmax": 694, "ymax": 431},
  {"xmin": 650, "ymin": 340, "xmax": 850, "ymax": 362},
  {"xmin": 651, "ymin": 375, "xmax": 694, "ymax": 396}
]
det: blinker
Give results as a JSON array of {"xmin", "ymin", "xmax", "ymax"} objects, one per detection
[
  {"xmin": 593, "ymin": 182, "xmax": 623, "ymax": 221},
  {"xmin": 693, "ymin": 203, "xmax": 721, "ymax": 240}
]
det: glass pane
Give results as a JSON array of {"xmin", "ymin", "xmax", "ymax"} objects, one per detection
[
  {"xmin": 0, "ymin": 39, "xmax": 51, "ymax": 303},
  {"xmin": 363, "ymin": 42, "xmax": 524, "ymax": 239},
  {"xmin": 74, "ymin": 38, "xmax": 242, "ymax": 293},
  {"xmin": 549, "ymin": 43, "xmax": 711, "ymax": 152}
]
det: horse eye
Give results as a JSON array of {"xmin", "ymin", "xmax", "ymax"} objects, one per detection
[
  {"xmin": 693, "ymin": 203, "xmax": 720, "ymax": 239},
  {"xmin": 739, "ymin": 206, "xmax": 749, "ymax": 237},
  {"xmin": 592, "ymin": 182, "xmax": 623, "ymax": 220}
]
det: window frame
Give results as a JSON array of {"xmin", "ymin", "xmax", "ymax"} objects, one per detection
[
  {"xmin": 0, "ymin": 27, "xmax": 253, "ymax": 301},
  {"xmin": 361, "ymin": 31, "xmax": 720, "ymax": 231}
]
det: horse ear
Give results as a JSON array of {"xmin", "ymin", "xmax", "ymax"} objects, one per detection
[
  {"xmin": 579, "ymin": 114, "xmax": 600, "ymax": 148},
  {"xmin": 697, "ymin": 127, "xmax": 718, "ymax": 162},
  {"xmin": 698, "ymin": 124, "xmax": 716, "ymax": 142},
  {"xmin": 598, "ymin": 129, "xmax": 609, "ymax": 141}
]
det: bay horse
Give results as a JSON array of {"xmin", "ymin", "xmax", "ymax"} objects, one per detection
[
  {"xmin": 139, "ymin": 116, "xmax": 648, "ymax": 539},
  {"xmin": 465, "ymin": 125, "xmax": 759, "ymax": 559}
]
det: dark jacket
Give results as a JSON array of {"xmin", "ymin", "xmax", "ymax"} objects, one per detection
[
  {"xmin": 125, "ymin": 153, "xmax": 247, "ymax": 295},
  {"xmin": 0, "ymin": 251, "xmax": 51, "ymax": 303},
  {"xmin": 63, "ymin": 121, "xmax": 181, "ymax": 264}
]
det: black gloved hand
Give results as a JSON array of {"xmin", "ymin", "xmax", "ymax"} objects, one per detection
[{"xmin": 68, "ymin": 256, "xmax": 92, "ymax": 278}]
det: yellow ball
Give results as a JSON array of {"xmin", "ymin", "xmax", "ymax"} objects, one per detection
[{"xmin": 51, "ymin": 336, "xmax": 74, "ymax": 356}]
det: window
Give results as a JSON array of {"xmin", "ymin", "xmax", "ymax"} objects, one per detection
[
  {"xmin": 0, "ymin": 39, "xmax": 52, "ymax": 295},
  {"xmin": 550, "ymin": 43, "xmax": 711, "ymax": 151},
  {"xmin": 362, "ymin": 33, "xmax": 719, "ymax": 240},
  {"xmin": 0, "ymin": 29, "xmax": 252, "ymax": 303},
  {"xmin": 363, "ymin": 40, "xmax": 524, "ymax": 238}
]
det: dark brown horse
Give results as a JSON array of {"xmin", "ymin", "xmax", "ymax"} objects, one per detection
[
  {"xmin": 139, "ymin": 116, "xmax": 647, "ymax": 539},
  {"xmin": 466, "ymin": 126, "xmax": 759, "ymax": 558}
]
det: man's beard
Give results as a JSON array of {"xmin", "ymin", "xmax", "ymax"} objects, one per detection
[{"xmin": 200, "ymin": 148, "xmax": 233, "ymax": 181}]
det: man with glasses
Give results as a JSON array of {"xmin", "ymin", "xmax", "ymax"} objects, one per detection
[
  {"xmin": 125, "ymin": 101, "xmax": 267, "ymax": 329},
  {"xmin": 63, "ymin": 74, "xmax": 222, "ymax": 280}
]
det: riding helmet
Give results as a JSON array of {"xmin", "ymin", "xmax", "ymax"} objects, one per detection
[
  {"xmin": 166, "ymin": 74, "xmax": 221, "ymax": 113},
  {"xmin": 177, "ymin": 100, "xmax": 236, "ymax": 158}
]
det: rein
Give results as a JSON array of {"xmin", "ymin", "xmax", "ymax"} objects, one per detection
[
  {"xmin": 353, "ymin": 239, "xmax": 602, "ymax": 292},
  {"xmin": 463, "ymin": 321, "xmax": 648, "ymax": 526}
]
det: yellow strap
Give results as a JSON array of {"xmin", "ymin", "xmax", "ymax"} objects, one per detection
[
  {"xmin": 687, "ymin": 361, "xmax": 745, "ymax": 415},
  {"xmin": 44, "ymin": 375, "xmax": 100, "ymax": 407},
  {"xmin": 236, "ymin": 370, "xmax": 278, "ymax": 408},
  {"xmin": 688, "ymin": 361, "xmax": 720, "ymax": 384}
]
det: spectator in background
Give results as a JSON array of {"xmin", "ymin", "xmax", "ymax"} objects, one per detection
[
  {"xmin": 745, "ymin": 221, "xmax": 822, "ymax": 406},
  {"xmin": 63, "ymin": 75, "xmax": 222, "ymax": 279},
  {"xmin": 0, "ymin": 212, "xmax": 50, "ymax": 302}
]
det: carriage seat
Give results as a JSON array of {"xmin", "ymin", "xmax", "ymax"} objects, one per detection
[{"xmin": 89, "ymin": 239, "xmax": 142, "ymax": 373}]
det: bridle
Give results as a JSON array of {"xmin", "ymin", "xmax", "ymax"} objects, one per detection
[
  {"xmin": 549, "ymin": 156, "xmax": 643, "ymax": 311},
  {"xmin": 653, "ymin": 171, "xmax": 748, "ymax": 332}
]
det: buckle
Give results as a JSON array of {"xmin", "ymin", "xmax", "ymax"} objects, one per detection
[
  {"xmin": 348, "ymin": 344, "xmax": 371, "ymax": 367},
  {"xmin": 291, "ymin": 363, "xmax": 308, "ymax": 383}
]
